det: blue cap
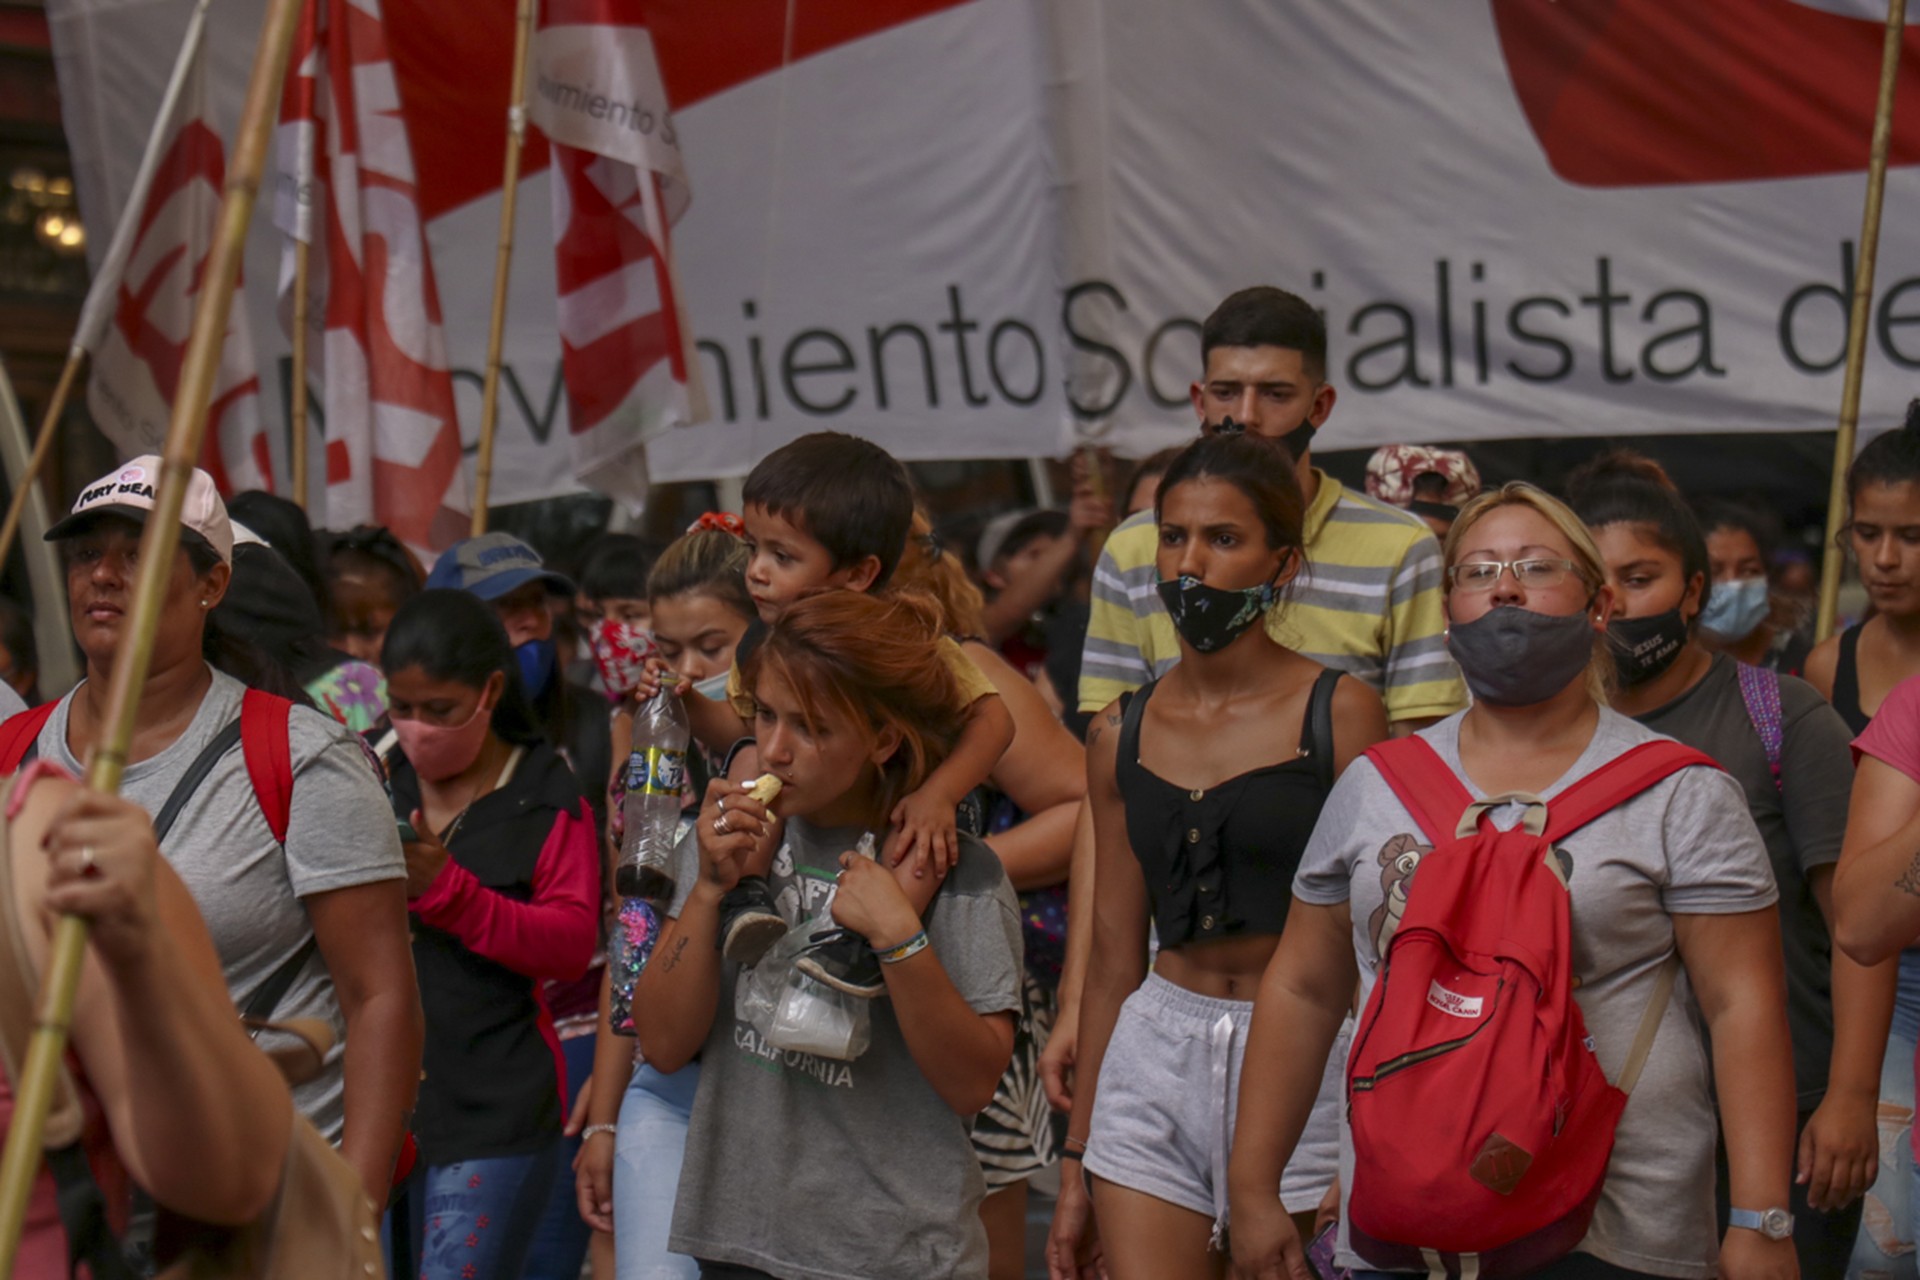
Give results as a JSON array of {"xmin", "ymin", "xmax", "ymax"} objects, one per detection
[{"xmin": 426, "ymin": 532, "xmax": 575, "ymax": 600}]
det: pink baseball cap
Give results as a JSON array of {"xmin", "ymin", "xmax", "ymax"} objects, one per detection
[{"xmin": 45, "ymin": 455, "xmax": 234, "ymax": 565}]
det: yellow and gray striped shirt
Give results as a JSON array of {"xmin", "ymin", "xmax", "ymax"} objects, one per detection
[{"xmin": 1078, "ymin": 470, "xmax": 1467, "ymax": 724}]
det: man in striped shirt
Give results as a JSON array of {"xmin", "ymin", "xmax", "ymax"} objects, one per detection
[
  {"xmin": 1078, "ymin": 285, "xmax": 1466, "ymax": 730},
  {"xmin": 1042, "ymin": 288, "xmax": 1469, "ymax": 1161}
]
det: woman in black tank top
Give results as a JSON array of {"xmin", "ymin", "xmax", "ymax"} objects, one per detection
[
  {"xmin": 1048, "ymin": 435, "xmax": 1389, "ymax": 1280},
  {"xmin": 1807, "ymin": 408, "xmax": 1920, "ymax": 730}
]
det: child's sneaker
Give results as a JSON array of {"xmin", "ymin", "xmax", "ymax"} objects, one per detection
[
  {"xmin": 795, "ymin": 929, "xmax": 886, "ymax": 999},
  {"xmin": 720, "ymin": 875, "xmax": 788, "ymax": 964}
]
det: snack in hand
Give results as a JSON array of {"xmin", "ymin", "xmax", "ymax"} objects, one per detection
[{"xmin": 747, "ymin": 774, "xmax": 784, "ymax": 806}]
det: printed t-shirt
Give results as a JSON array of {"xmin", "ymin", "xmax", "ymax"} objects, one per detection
[
  {"xmin": 728, "ymin": 622, "xmax": 996, "ymax": 719},
  {"xmin": 1635, "ymin": 654, "xmax": 1852, "ymax": 1108},
  {"xmin": 1078, "ymin": 470, "xmax": 1465, "ymax": 723},
  {"xmin": 1293, "ymin": 708, "xmax": 1777, "ymax": 1279},
  {"xmin": 667, "ymin": 819, "xmax": 1023, "ymax": 1280},
  {"xmin": 38, "ymin": 667, "xmax": 405, "ymax": 1142}
]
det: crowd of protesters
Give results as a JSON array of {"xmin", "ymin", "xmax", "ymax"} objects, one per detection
[{"xmin": 14, "ymin": 283, "xmax": 1920, "ymax": 1280}]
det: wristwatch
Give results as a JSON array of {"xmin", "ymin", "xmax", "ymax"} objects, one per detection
[{"xmin": 1728, "ymin": 1207, "xmax": 1793, "ymax": 1241}]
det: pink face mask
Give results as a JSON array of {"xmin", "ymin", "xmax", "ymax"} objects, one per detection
[{"xmin": 393, "ymin": 693, "xmax": 495, "ymax": 782}]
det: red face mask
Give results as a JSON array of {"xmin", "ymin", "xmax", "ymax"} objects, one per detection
[{"xmin": 393, "ymin": 692, "xmax": 495, "ymax": 782}]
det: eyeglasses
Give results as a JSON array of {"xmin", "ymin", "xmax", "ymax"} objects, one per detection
[{"xmin": 1447, "ymin": 558, "xmax": 1580, "ymax": 592}]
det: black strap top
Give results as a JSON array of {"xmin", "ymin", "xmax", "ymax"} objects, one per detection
[
  {"xmin": 1115, "ymin": 668, "xmax": 1341, "ymax": 948},
  {"xmin": 1833, "ymin": 623, "xmax": 1870, "ymax": 735}
]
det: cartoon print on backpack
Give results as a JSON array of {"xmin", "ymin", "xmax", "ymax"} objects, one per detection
[{"xmin": 1368, "ymin": 833, "xmax": 1429, "ymax": 957}]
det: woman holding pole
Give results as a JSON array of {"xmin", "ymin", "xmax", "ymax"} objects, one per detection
[{"xmin": 14, "ymin": 460, "xmax": 421, "ymax": 1200}]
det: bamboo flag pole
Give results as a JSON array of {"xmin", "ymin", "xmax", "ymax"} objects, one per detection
[
  {"xmin": 0, "ymin": 0, "xmax": 214, "ymax": 571},
  {"xmin": 0, "ymin": 0, "xmax": 304, "ymax": 1261},
  {"xmin": 1818, "ymin": 0, "xmax": 1909, "ymax": 642},
  {"xmin": 471, "ymin": 0, "xmax": 536, "ymax": 537},
  {"xmin": 290, "ymin": 237, "xmax": 311, "ymax": 510}
]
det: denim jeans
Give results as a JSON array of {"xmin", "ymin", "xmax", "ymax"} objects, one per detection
[
  {"xmin": 1849, "ymin": 964, "xmax": 1920, "ymax": 1280},
  {"xmin": 522, "ymin": 1033, "xmax": 599, "ymax": 1279},
  {"xmin": 408, "ymin": 1143, "xmax": 564, "ymax": 1280},
  {"xmin": 614, "ymin": 1061, "xmax": 701, "ymax": 1280}
]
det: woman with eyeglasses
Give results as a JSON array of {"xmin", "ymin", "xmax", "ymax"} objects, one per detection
[
  {"xmin": 1570, "ymin": 452, "xmax": 1886, "ymax": 1279},
  {"xmin": 1046, "ymin": 434, "xmax": 1390, "ymax": 1280},
  {"xmin": 1229, "ymin": 481, "xmax": 1795, "ymax": 1280}
]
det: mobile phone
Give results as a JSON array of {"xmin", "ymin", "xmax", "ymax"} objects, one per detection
[
  {"xmin": 1306, "ymin": 1221, "xmax": 1349, "ymax": 1280},
  {"xmin": 397, "ymin": 817, "xmax": 420, "ymax": 844}
]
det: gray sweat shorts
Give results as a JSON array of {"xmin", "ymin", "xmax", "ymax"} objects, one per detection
[{"xmin": 1083, "ymin": 972, "xmax": 1349, "ymax": 1227}]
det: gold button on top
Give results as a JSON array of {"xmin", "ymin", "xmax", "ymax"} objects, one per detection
[
  {"xmin": 1201, "ymin": 914, "xmax": 1215, "ymax": 930},
  {"xmin": 1187, "ymin": 828, "xmax": 1200, "ymax": 844},
  {"xmin": 1189, "ymin": 788, "xmax": 1204, "ymax": 802}
]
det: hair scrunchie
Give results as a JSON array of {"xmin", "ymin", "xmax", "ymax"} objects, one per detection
[{"xmin": 687, "ymin": 512, "xmax": 746, "ymax": 538}]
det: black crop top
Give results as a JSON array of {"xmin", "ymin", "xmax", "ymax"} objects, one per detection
[{"xmin": 1115, "ymin": 669, "xmax": 1341, "ymax": 948}]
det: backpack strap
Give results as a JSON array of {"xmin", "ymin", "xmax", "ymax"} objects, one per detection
[
  {"xmin": 1615, "ymin": 954, "xmax": 1680, "ymax": 1095},
  {"xmin": 1361, "ymin": 736, "xmax": 1475, "ymax": 846},
  {"xmin": 1303, "ymin": 668, "xmax": 1341, "ymax": 794},
  {"xmin": 0, "ymin": 703, "xmax": 58, "ymax": 776},
  {"xmin": 1542, "ymin": 739, "xmax": 1721, "ymax": 844},
  {"xmin": 1734, "ymin": 662, "xmax": 1785, "ymax": 793},
  {"xmin": 240, "ymin": 689, "xmax": 295, "ymax": 845}
]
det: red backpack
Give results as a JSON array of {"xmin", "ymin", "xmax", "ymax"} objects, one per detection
[{"xmin": 1344, "ymin": 736, "xmax": 1716, "ymax": 1278}]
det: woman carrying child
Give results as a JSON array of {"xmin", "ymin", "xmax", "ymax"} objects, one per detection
[{"xmin": 635, "ymin": 589, "xmax": 1023, "ymax": 1279}]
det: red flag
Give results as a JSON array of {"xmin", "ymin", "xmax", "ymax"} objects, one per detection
[
  {"xmin": 275, "ymin": 0, "xmax": 466, "ymax": 549},
  {"xmin": 530, "ymin": 0, "xmax": 704, "ymax": 508},
  {"xmin": 86, "ymin": 7, "xmax": 270, "ymax": 497}
]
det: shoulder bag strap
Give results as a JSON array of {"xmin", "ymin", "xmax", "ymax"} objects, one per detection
[
  {"xmin": 1734, "ymin": 662, "xmax": 1785, "ymax": 792},
  {"xmin": 1116, "ymin": 683, "xmax": 1150, "ymax": 767},
  {"xmin": 150, "ymin": 720, "xmax": 243, "ymax": 846},
  {"xmin": 1360, "ymin": 736, "xmax": 1473, "ymax": 846},
  {"xmin": 1614, "ymin": 953, "xmax": 1680, "ymax": 1095},
  {"xmin": 0, "ymin": 703, "xmax": 58, "ymax": 776},
  {"xmin": 1303, "ymin": 668, "xmax": 1341, "ymax": 794},
  {"xmin": 1542, "ymin": 740, "xmax": 1721, "ymax": 844}
]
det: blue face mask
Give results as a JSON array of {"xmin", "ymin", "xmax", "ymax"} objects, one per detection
[
  {"xmin": 516, "ymin": 637, "xmax": 557, "ymax": 699},
  {"xmin": 1697, "ymin": 577, "xmax": 1770, "ymax": 644}
]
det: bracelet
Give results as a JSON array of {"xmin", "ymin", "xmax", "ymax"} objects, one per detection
[
  {"xmin": 581, "ymin": 1124, "xmax": 618, "ymax": 1141},
  {"xmin": 1061, "ymin": 1135, "xmax": 1089, "ymax": 1158},
  {"xmin": 873, "ymin": 930, "xmax": 930, "ymax": 964}
]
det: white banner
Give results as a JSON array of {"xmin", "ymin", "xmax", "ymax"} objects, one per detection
[{"xmin": 47, "ymin": 0, "xmax": 1920, "ymax": 514}]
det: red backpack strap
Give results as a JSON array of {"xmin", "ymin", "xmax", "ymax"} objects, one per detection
[
  {"xmin": 0, "ymin": 703, "xmax": 57, "ymax": 777},
  {"xmin": 240, "ymin": 689, "xmax": 295, "ymax": 845},
  {"xmin": 1361, "ymin": 736, "xmax": 1476, "ymax": 846},
  {"xmin": 1543, "ymin": 739, "xmax": 1720, "ymax": 844}
]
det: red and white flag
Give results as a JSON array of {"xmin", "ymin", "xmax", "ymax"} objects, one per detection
[
  {"xmin": 275, "ymin": 0, "xmax": 466, "ymax": 549},
  {"xmin": 83, "ymin": 0, "xmax": 270, "ymax": 497},
  {"xmin": 529, "ymin": 0, "xmax": 706, "ymax": 509}
]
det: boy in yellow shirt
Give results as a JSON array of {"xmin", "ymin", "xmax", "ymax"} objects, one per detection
[{"xmin": 639, "ymin": 431, "xmax": 1013, "ymax": 994}]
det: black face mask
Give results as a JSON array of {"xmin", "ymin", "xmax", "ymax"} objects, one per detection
[
  {"xmin": 1608, "ymin": 608, "xmax": 1689, "ymax": 687},
  {"xmin": 1208, "ymin": 415, "xmax": 1317, "ymax": 461}
]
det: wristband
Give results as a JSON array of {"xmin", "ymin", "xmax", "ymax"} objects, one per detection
[
  {"xmin": 581, "ymin": 1124, "xmax": 618, "ymax": 1141},
  {"xmin": 1062, "ymin": 1136, "xmax": 1089, "ymax": 1158},
  {"xmin": 873, "ymin": 930, "xmax": 930, "ymax": 964}
]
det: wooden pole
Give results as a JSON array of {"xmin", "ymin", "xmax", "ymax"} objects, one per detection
[
  {"xmin": 289, "ymin": 237, "xmax": 311, "ymax": 510},
  {"xmin": 0, "ymin": 347, "xmax": 84, "ymax": 571},
  {"xmin": 1817, "ymin": 0, "xmax": 1909, "ymax": 642},
  {"xmin": 0, "ymin": 0, "xmax": 304, "ymax": 1261},
  {"xmin": 471, "ymin": 0, "xmax": 536, "ymax": 537}
]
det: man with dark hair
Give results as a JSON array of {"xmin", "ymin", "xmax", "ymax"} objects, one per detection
[
  {"xmin": 1079, "ymin": 285, "xmax": 1463, "ymax": 727},
  {"xmin": 1050, "ymin": 287, "xmax": 1467, "ymax": 1244}
]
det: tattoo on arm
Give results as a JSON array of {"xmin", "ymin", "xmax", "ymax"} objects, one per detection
[
  {"xmin": 659, "ymin": 935, "xmax": 690, "ymax": 973},
  {"xmin": 1898, "ymin": 851, "xmax": 1920, "ymax": 898}
]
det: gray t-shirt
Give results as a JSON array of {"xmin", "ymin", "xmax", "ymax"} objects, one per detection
[
  {"xmin": 40, "ymin": 667, "xmax": 404, "ymax": 1140},
  {"xmin": 1294, "ymin": 708, "xmax": 1777, "ymax": 1280},
  {"xmin": 668, "ymin": 819, "xmax": 1024, "ymax": 1280},
  {"xmin": 1635, "ymin": 654, "xmax": 1853, "ymax": 1108}
]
